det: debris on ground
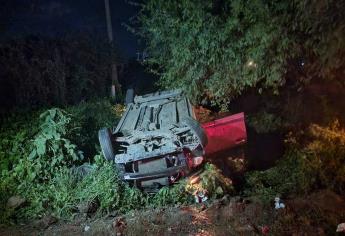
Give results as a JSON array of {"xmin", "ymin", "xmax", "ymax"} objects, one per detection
[
  {"xmin": 1, "ymin": 192, "xmax": 344, "ymax": 235},
  {"xmin": 194, "ymin": 189, "xmax": 208, "ymax": 203},
  {"xmin": 261, "ymin": 225, "xmax": 270, "ymax": 235},
  {"xmin": 84, "ymin": 225, "xmax": 90, "ymax": 232},
  {"xmin": 33, "ymin": 214, "xmax": 58, "ymax": 229},
  {"xmin": 112, "ymin": 216, "xmax": 127, "ymax": 236},
  {"xmin": 337, "ymin": 223, "xmax": 345, "ymax": 232},
  {"xmin": 274, "ymin": 197, "xmax": 285, "ymax": 209}
]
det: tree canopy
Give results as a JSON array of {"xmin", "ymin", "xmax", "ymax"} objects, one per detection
[{"xmin": 136, "ymin": 0, "xmax": 345, "ymax": 105}]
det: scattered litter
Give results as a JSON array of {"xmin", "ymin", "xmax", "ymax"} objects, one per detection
[
  {"xmin": 113, "ymin": 217, "xmax": 127, "ymax": 236},
  {"xmin": 84, "ymin": 225, "xmax": 90, "ymax": 232},
  {"xmin": 337, "ymin": 223, "xmax": 345, "ymax": 232},
  {"xmin": 194, "ymin": 189, "xmax": 208, "ymax": 203},
  {"xmin": 235, "ymin": 224, "xmax": 254, "ymax": 232},
  {"xmin": 261, "ymin": 225, "xmax": 270, "ymax": 235},
  {"xmin": 274, "ymin": 197, "xmax": 285, "ymax": 209}
]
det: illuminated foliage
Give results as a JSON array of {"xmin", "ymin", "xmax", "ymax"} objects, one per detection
[
  {"xmin": 305, "ymin": 121, "xmax": 345, "ymax": 193},
  {"xmin": 136, "ymin": 0, "xmax": 345, "ymax": 105},
  {"xmin": 244, "ymin": 121, "xmax": 345, "ymax": 202}
]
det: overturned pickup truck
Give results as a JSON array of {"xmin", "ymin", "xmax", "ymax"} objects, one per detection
[{"xmin": 98, "ymin": 90, "xmax": 246, "ymax": 191}]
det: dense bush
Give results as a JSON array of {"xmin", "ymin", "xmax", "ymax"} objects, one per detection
[
  {"xmin": 134, "ymin": 0, "xmax": 345, "ymax": 105},
  {"xmin": 0, "ymin": 113, "xmax": 38, "ymax": 221},
  {"xmin": 244, "ymin": 148, "xmax": 308, "ymax": 203},
  {"xmin": 0, "ymin": 108, "xmax": 82, "ymax": 219},
  {"xmin": 244, "ymin": 121, "xmax": 345, "ymax": 203},
  {"xmin": 0, "ymin": 101, "xmax": 123, "ymax": 222},
  {"xmin": 0, "ymin": 33, "xmax": 117, "ymax": 112},
  {"xmin": 304, "ymin": 121, "xmax": 345, "ymax": 193},
  {"xmin": 66, "ymin": 100, "xmax": 124, "ymax": 159}
]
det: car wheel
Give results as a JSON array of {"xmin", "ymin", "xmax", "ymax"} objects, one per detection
[{"xmin": 98, "ymin": 128, "xmax": 115, "ymax": 161}]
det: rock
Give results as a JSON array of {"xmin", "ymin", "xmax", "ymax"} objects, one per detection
[
  {"xmin": 234, "ymin": 224, "xmax": 254, "ymax": 233},
  {"xmin": 73, "ymin": 213, "xmax": 88, "ymax": 225},
  {"xmin": 77, "ymin": 201, "xmax": 99, "ymax": 214},
  {"xmin": 229, "ymin": 196, "xmax": 241, "ymax": 204},
  {"xmin": 108, "ymin": 210, "xmax": 119, "ymax": 217},
  {"xmin": 77, "ymin": 202, "xmax": 89, "ymax": 213},
  {"xmin": 6, "ymin": 196, "xmax": 26, "ymax": 209},
  {"xmin": 220, "ymin": 194, "xmax": 230, "ymax": 205},
  {"xmin": 34, "ymin": 215, "xmax": 58, "ymax": 229}
]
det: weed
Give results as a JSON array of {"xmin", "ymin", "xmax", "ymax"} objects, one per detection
[
  {"xmin": 304, "ymin": 120, "xmax": 345, "ymax": 193},
  {"xmin": 67, "ymin": 100, "xmax": 124, "ymax": 158},
  {"xmin": 151, "ymin": 181, "xmax": 192, "ymax": 206},
  {"xmin": 244, "ymin": 148, "xmax": 308, "ymax": 204}
]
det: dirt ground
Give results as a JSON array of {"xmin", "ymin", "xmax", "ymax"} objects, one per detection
[{"xmin": 1, "ymin": 189, "xmax": 344, "ymax": 236}]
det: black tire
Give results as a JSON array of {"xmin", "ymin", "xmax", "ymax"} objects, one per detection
[
  {"xmin": 98, "ymin": 128, "xmax": 115, "ymax": 161},
  {"xmin": 125, "ymin": 89, "xmax": 134, "ymax": 105}
]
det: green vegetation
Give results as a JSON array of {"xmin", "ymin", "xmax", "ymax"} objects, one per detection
[
  {"xmin": 247, "ymin": 111, "xmax": 284, "ymax": 133},
  {"xmin": 244, "ymin": 148, "xmax": 307, "ymax": 204},
  {"xmin": 151, "ymin": 163, "xmax": 235, "ymax": 206},
  {"xmin": 198, "ymin": 163, "xmax": 235, "ymax": 197},
  {"xmin": 0, "ymin": 101, "xmax": 123, "ymax": 222},
  {"xmin": 134, "ymin": 0, "xmax": 344, "ymax": 105},
  {"xmin": 0, "ymin": 33, "xmax": 117, "ymax": 112},
  {"xmin": 244, "ymin": 121, "xmax": 345, "ymax": 203},
  {"xmin": 0, "ymin": 101, "xmax": 236, "ymax": 223},
  {"xmin": 67, "ymin": 100, "xmax": 123, "ymax": 159},
  {"xmin": 304, "ymin": 121, "xmax": 345, "ymax": 193}
]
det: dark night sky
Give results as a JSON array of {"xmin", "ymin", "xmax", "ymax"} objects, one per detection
[{"xmin": 0, "ymin": 0, "xmax": 141, "ymax": 59}]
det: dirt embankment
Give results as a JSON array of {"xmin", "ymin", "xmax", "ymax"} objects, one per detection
[{"xmin": 2, "ymin": 189, "xmax": 344, "ymax": 236}]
